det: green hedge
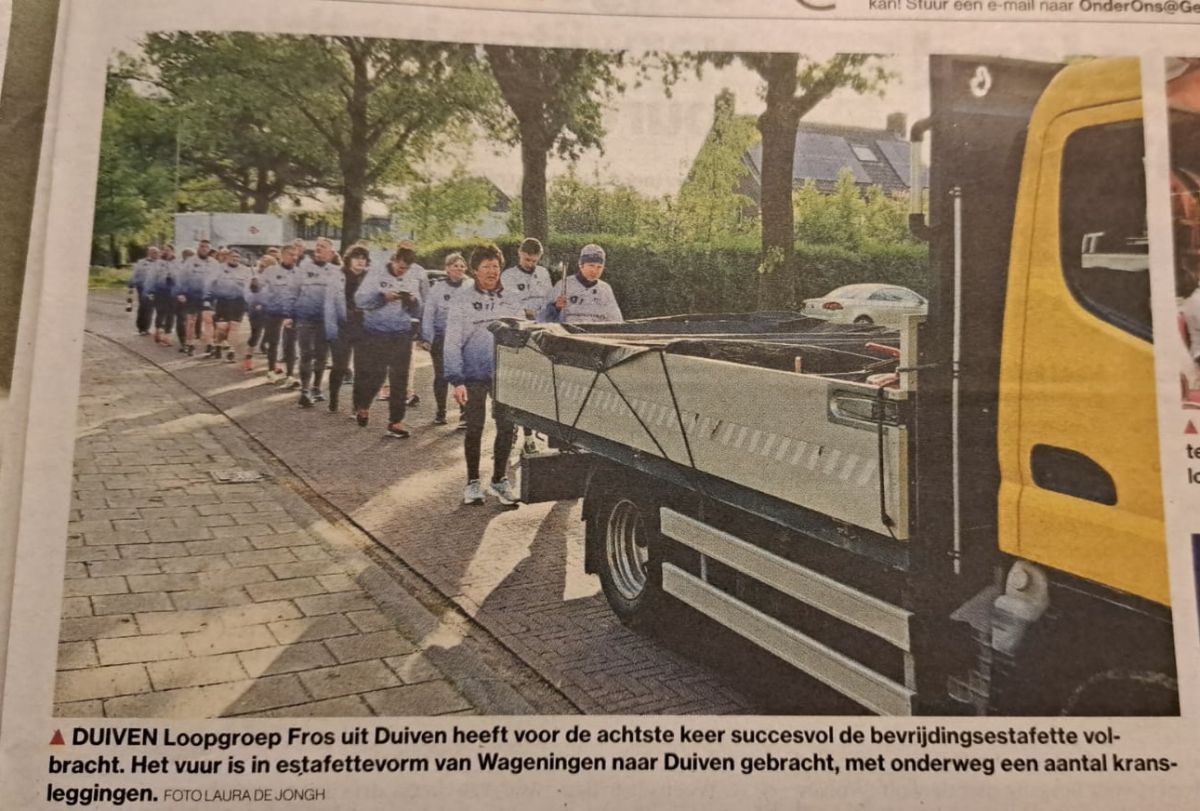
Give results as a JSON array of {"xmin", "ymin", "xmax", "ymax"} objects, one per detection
[
  {"xmin": 417, "ymin": 235, "xmax": 929, "ymax": 319},
  {"xmin": 89, "ymin": 266, "xmax": 132, "ymax": 290}
]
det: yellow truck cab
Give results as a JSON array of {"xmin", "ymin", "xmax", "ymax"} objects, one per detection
[{"xmin": 997, "ymin": 58, "xmax": 1164, "ymax": 606}]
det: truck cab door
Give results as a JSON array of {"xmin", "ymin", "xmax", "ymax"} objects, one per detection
[{"xmin": 1002, "ymin": 101, "xmax": 1168, "ymax": 605}]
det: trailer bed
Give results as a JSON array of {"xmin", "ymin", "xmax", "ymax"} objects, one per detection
[{"xmin": 492, "ymin": 314, "xmax": 915, "ymax": 540}]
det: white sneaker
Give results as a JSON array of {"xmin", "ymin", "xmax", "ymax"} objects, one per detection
[
  {"xmin": 463, "ymin": 480, "xmax": 484, "ymax": 505},
  {"xmin": 487, "ymin": 478, "xmax": 518, "ymax": 506},
  {"xmin": 284, "ymin": 376, "xmax": 300, "ymax": 390},
  {"xmin": 266, "ymin": 371, "xmax": 278, "ymax": 383},
  {"xmin": 522, "ymin": 436, "xmax": 539, "ymax": 456}
]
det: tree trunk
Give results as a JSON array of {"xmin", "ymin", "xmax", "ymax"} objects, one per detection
[
  {"xmin": 340, "ymin": 44, "xmax": 371, "ymax": 251},
  {"xmin": 251, "ymin": 168, "xmax": 272, "ymax": 214},
  {"xmin": 520, "ymin": 135, "xmax": 549, "ymax": 245},
  {"xmin": 108, "ymin": 233, "xmax": 120, "ymax": 267},
  {"xmin": 342, "ymin": 171, "xmax": 366, "ymax": 250},
  {"xmin": 756, "ymin": 54, "xmax": 801, "ymax": 309}
]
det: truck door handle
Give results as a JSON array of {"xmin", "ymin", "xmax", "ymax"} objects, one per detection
[{"xmin": 1029, "ymin": 444, "xmax": 1117, "ymax": 505}]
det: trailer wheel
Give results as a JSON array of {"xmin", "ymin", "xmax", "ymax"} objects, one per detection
[{"xmin": 593, "ymin": 491, "xmax": 662, "ymax": 627}]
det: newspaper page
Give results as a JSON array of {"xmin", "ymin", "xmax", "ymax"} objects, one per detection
[{"xmin": 2, "ymin": 0, "xmax": 1200, "ymax": 807}]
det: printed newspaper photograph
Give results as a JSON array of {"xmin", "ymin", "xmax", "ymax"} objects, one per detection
[{"xmin": 2, "ymin": 1, "xmax": 1200, "ymax": 808}]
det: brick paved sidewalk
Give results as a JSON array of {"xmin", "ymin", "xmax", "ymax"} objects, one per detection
[
  {"xmin": 84, "ymin": 292, "xmax": 765, "ymax": 714},
  {"xmin": 55, "ymin": 334, "xmax": 548, "ymax": 718}
]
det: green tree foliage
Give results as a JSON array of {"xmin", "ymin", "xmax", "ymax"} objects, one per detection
[
  {"xmin": 792, "ymin": 169, "xmax": 915, "ymax": 249},
  {"xmin": 482, "ymin": 46, "xmax": 629, "ymax": 243},
  {"xmin": 140, "ymin": 34, "xmax": 493, "ymax": 248},
  {"xmin": 92, "ymin": 76, "xmax": 179, "ymax": 264},
  {"xmin": 686, "ymin": 54, "xmax": 893, "ymax": 306},
  {"xmin": 391, "ymin": 171, "xmax": 497, "ymax": 243},
  {"xmin": 507, "ymin": 167, "xmax": 670, "ymax": 238},
  {"xmin": 673, "ymin": 89, "xmax": 759, "ymax": 242},
  {"xmin": 139, "ymin": 36, "xmax": 329, "ymax": 214}
]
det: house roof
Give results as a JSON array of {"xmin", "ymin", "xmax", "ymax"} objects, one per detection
[{"xmin": 743, "ymin": 120, "xmax": 926, "ymax": 196}]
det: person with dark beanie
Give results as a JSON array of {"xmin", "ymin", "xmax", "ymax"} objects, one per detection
[
  {"xmin": 324, "ymin": 244, "xmax": 371, "ymax": 413},
  {"xmin": 352, "ymin": 246, "xmax": 423, "ymax": 437},
  {"xmin": 444, "ymin": 243, "xmax": 524, "ymax": 505}
]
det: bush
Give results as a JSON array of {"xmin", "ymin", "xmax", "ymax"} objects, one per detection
[
  {"xmin": 89, "ymin": 266, "xmax": 132, "ymax": 290},
  {"xmin": 417, "ymin": 235, "xmax": 929, "ymax": 319}
]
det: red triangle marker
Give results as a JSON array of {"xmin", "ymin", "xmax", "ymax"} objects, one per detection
[
  {"xmin": 1186, "ymin": 421, "xmax": 1198, "ymax": 435},
  {"xmin": 49, "ymin": 730, "xmax": 65, "ymax": 746}
]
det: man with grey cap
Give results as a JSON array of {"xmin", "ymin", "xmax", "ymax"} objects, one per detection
[{"xmin": 539, "ymin": 243, "xmax": 623, "ymax": 324}]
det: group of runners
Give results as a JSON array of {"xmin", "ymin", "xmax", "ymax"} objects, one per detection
[{"xmin": 125, "ymin": 236, "xmax": 623, "ymax": 505}]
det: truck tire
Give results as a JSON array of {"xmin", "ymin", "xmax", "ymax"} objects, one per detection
[
  {"xmin": 1060, "ymin": 669, "xmax": 1179, "ymax": 716},
  {"xmin": 853, "ymin": 315, "xmax": 874, "ymax": 325},
  {"xmin": 591, "ymin": 487, "xmax": 663, "ymax": 628}
]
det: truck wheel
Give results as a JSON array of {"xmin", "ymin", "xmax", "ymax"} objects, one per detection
[
  {"xmin": 1060, "ymin": 669, "xmax": 1179, "ymax": 716},
  {"xmin": 594, "ymin": 491, "xmax": 662, "ymax": 628},
  {"xmin": 853, "ymin": 315, "xmax": 874, "ymax": 325}
]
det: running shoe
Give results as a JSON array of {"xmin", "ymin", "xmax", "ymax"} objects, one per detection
[
  {"xmin": 285, "ymin": 376, "xmax": 300, "ymax": 390},
  {"xmin": 355, "ymin": 410, "xmax": 369, "ymax": 427},
  {"xmin": 266, "ymin": 370, "xmax": 278, "ymax": 384},
  {"xmin": 406, "ymin": 393, "xmax": 420, "ymax": 407},
  {"xmin": 311, "ymin": 390, "xmax": 326, "ymax": 403},
  {"xmin": 385, "ymin": 423, "xmax": 411, "ymax": 439},
  {"xmin": 185, "ymin": 345, "xmax": 195, "ymax": 356},
  {"xmin": 433, "ymin": 413, "xmax": 448, "ymax": 426},
  {"xmin": 298, "ymin": 392, "xmax": 313, "ymax": 408},
  {"xmin": 487, "ymin": 478, "xmax": 518, "ymax": 506},
  {"xmin": 463, "ymin": 480, "xmax": 484, "ymax": 505}
]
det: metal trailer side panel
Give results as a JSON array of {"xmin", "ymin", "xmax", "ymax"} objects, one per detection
[{"xmin": 495, "ymin": 343, "xmax": 909, "ymax": 539}]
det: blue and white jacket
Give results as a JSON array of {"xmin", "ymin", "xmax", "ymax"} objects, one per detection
[
  {"xmin": 148, "ymin": 258, "xmax": 178, "ymax": 299},
  {"xmin": 293, "ymin": 261, "xmax": 340, "ymax": 323},
  {"xmin": 128, "ymin": 258, "xmax": 156, "ymax": 299},
  {"xmin": 203, "ymin": 262, "xmax": 252, "ymax": 304},
  {"xmin": 251, "ymin": 263, "xmax": 299, "ymax": 317},
  {"xmin": 323, "ymin": 266, "xmax": 369, "ymax": 344},
  {"xmin": 354, "ymin": 266, "xmax": 423, "ymax": 335},
  {"xmin": 538, "ymin": 273, "xmax": 623, "ymax": 324},
  {"xmin": 443, "ymin": 282, "xmax": 523, "ymax": 386},
  {"xmin": 178, "ymin": 255, "xmax": 217, "ymax": 302},
  {"xmin": 500, "ymin": 264, "xmax": 553, "ymax": 319},
  {"xmin": 419, "ymin": 277, "xmax": 466, "ymax": 343}
]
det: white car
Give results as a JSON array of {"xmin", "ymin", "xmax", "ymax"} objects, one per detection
[{"xmin": 802, "ymin": 283, "xmax": 927, "ymax": 328}]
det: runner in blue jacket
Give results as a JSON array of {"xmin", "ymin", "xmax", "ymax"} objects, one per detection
[
  {"xmin": 202, "ymin": 248, "xmax": 253, "ymax": 364},
  {"xmin": 127, "ymin": 246, "xmax": 159, "ymax": 335},
  {"xmin": 148, "ymin": 245, "xmax": 178, "ymax": 347},
  {"xmin": 293, "ymin": 237, "xmax": 340, "ymax": 408},
  {"xmin": 176, "ymin": 240, "xmax": 218, "ymax": 357},
  {"xmin": 323, "ymin": 245, "xmax": 371, "ymax": 414},
  {"xmin": 352, "ymin": 246, "xmax": 423, "ymax": 436},
  {"xmin": 444, "ymin": 243, "xmax": 525, "ymax": 505},
  {"xmin": 419, "ymin": 252, "xmax": 467, "ymax": 425},
  {"xmin": 539, "ymin": 243, "xmax": 623, "ymax": 325},
  {"xmin": 259, "ymin": 244, "xmax": 301, "ymax": 385}
]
